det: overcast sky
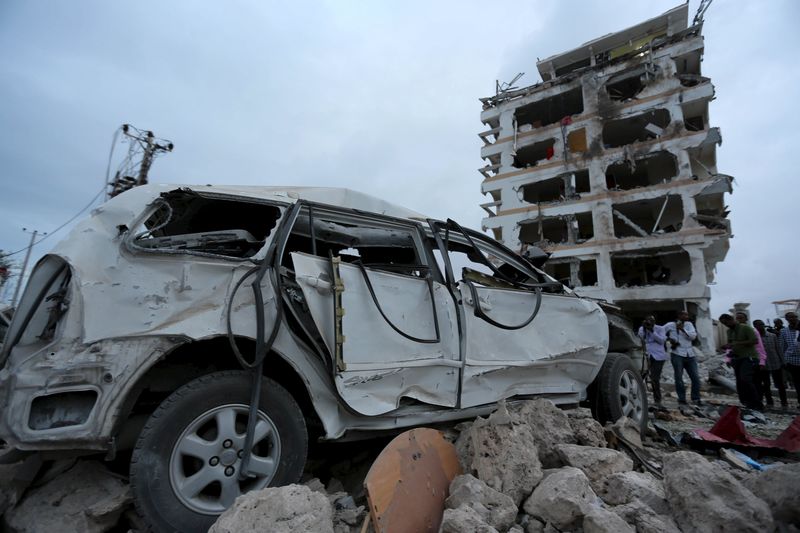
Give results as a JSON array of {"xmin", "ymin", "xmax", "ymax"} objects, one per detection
[{"xmin": 1, "ymin": 1, "xmax": 797, "ymax": 321}]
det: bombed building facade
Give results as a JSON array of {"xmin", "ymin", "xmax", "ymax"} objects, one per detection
[{"xmin": 478, "ymin": 4, "xmax": 731, "ymax": 352}]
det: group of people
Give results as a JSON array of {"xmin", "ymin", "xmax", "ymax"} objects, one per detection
[{"xmin": 638, "ymin": 310, "xmax": 800, "ymax": 413}]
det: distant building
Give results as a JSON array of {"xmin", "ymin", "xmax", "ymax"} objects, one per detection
[{"xmin": 477, "ymin": 4, "xmax": 731, "ymax": 352}]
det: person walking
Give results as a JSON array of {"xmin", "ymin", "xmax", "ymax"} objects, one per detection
[
  {"xmin": 720, "ymin": 313, "xmax": 764, "ymax": 411},
  {"xmin": 778, "ymin": 312, "xmax": 800, "ymax": 409},
  {"xmin": 665, "ymin": 311, "xmax": 701, "ymax": 406},
  {"xmin": 754, "ymin": 319, "xmax": 787, "ymax": 409},
  {"xmin": 638, "ymin": 315, "xmax": 668, "ymax": 408}
]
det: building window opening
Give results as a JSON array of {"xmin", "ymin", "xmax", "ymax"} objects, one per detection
[
  {"xmin": 519, "ymin": 211, "xmax": 593, "ymax": 247},
  {"xmin": 673, "ymin": 51, "xmax": 701, "ymax": 76},
  {"xmin": 515, "ymin": 87, "xmax": 584, "ymax": 129},
  {"xmin": 519, "ymin": 217, "xmax": 568, "ymax": 247},
  {"xmin": 617, "ymin": 299, "xmax": 691, "ymax": 332},
  {"xmin": 543, "ymin": 258, "xmax": 597, "ymax": 288},
  {"xmin": 682, "ymin": 100, "xmax": 708, "ymax": 132},
  {"xmin": 612, "ymin": 195, "xmax": 683, "ymax": 238},
  {"xmin": 605, "ymin": 151, "xmax": 678, "ymax": 191},
  {"xmin": 520, "ymin": 170, "xmax": 590, "ymax": 205},
  {"xmin": 579, "ymin": 259, "xmax": 598, "ymax": 286},
  {"xmin": 575, "ymin": 170, "xmax": 591, "ymax": 193},
  {"xmin": 611, "ymin": 247, "xmax": 691, "ymax": 287},
  {"xmin": 574, "ymin": 212, "xmax": 594, "ymax": 241},
  {"xmin": 513, "ymin": 139, "xmax": 557, "ymax": 168},
  {"xmin": 544, "ymin": 262, "xmax": 572, "ymax": 286},
  {"xmin": 687, "ymin": 144, "xmax": 717, "ymax": 179},
  {"xmin": 602, "ymin": 109, "xmax": 671, "ymax": 148},
  {"xmin": 605, "ymin": 67, "xmax": 649, "ymax": 101},
  {"xmin": 694, "ymin": 192, "xmax": 729, "ymax": 231},
  {"xmin": 521, "ymin": 176, "xmax": 567, "ymax": 204}
]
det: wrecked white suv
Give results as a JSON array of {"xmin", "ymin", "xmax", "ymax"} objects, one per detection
[{"xmin": 0, "ymin": 185, "xmax": 646, "ymax": 532}]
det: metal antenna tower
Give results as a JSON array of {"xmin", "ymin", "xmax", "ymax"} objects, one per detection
[{"xmin": 107, "ymin": 124, "xmax": 174, "ymax": 198}]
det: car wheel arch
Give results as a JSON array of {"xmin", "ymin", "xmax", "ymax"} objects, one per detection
[{"xmin": 111, "ymin": 335, "xmax": 323, "ymax": 448}]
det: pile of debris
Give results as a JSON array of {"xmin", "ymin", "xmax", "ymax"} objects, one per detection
[{"xmin": 1, "ymin": 398, "xmax": 797, "ymax": 532}]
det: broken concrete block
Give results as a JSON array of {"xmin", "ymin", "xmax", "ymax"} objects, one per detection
[
  {"xmin": 612, "ymin": 500, "xmax": 680, "ymax": 533},
  {"xmin": 208, "ymin": 484, "xmax": 334, "ymax": 533},
  {"xmin": 663, "ymin": 451, "xmax": 773, "ymax": 533},
  {"xmin": 598, "ymin": 471, "xmax": 669, "ymax": 514},
  {"xmin": 445, "ymin": 474, "xmax": 517, "ymax": 532},
  {"xmin": 508, "ymin": 399, "xmax": 577, "ymax": 467},
  {"xmin": 456, "ymin": 405, "xmax": 543, "ymax": 506},
  {"xmin": 745, "ymin": 462, "xmax": 800, "ymax": 525},
  {"xmin": 566, "ymin": 408, "xmax": 606, "ymax": 448},
  {"xmin": 555, "ymin": 444, "xmax": 633, "ymax": 487},
  {"xmin": 3, "ymin": 460, "xmax": 131, "ymax": 533},
  {"xmin": 524, "ymin": 517, "xmax": 545, "ymax": 533},
  {"xmin": 439, "ymin": 505, "xmax": 498, "ymax": 533},
  {"xmin": 522, "ymin": 466, "xmax": 597, "ymax": 530},
  {"xmin": 583, "ymin": 506, "xmax": 635, "ymax": 533},
  {"xmin": 0, "ymin": 454, "xmax": 41, "ymax": 517}
]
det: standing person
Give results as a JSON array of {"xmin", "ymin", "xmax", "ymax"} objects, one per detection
[
  {"xmin": 736, "ymin": 312, "xmax": 767, "ymax": 399},
  {"xmin": 638, "ymin": 316, "xmax": 668, "ymax": 408},
  {"xmin": 665, "ymin": 311, "xmax": 701, "ymax": 406},
  {"xmin": 754, "ymin": 319, "xmax": 787, "ymax": 409},
  {"xmin": 778, "ymin": 312, "xmax": 800, "ymax": 409},
  {"xmin": 769, "ymin": 318, "xmax": 784, "ymax": 336},
  {"xmin": 719, "ymin": 313, "xmax": 764, "ymax": 411}
]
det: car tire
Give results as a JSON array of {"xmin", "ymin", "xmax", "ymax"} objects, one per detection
[
  {"xmin": 130, "ymin": 370, "xmax": 307, "ymax": 533},
  {"xmin": 594, "ymin": 353, "xmax": 648, "ymax": 434}
]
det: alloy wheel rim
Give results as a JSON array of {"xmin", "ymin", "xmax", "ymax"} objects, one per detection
[
  {"xmin": 619, "ymin": 369, "xmax": 643, "ymax": 423},
  {"xmin": 168, "ymin": 403, "xmax": 281, "ymax": 515}
]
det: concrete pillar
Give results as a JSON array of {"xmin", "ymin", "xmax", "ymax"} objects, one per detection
[
  {"xmin": 592, "ymin": 199, "xmax": 615, "ymax": 239},
  {"xmin": 595, "ymin": 249, "xmax": 615, "ymax": 293},
  {"xmin": 498, "ymin": 109, "xmax": 515, "ymax": 139}
]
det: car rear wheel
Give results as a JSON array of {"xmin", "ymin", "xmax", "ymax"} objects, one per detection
[
  {"xmin": 130, "ymin": 370, "xmax": 307, "ymax": 533},
  {"xmin": 593, "ymin": 353, "xmax": 648, "ymax": 434}
]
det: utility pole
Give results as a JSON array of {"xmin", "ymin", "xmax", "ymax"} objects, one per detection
[
  {"xmin": 108, "ymin": 124, "xmax": 174, "ymax": 198},
  {"xmin": 11, "ymin": 228, "xmax": 42, "ymax": 308}
]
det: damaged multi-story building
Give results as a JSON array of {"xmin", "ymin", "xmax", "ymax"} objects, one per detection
[{"xmin": 478, "ymin": 4, "xmax": 732, "ymax": 351}]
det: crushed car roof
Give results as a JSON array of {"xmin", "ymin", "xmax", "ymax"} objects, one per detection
[{"xmin": 110, "ymin": 184, "xmax": 428, "ymax": 221}]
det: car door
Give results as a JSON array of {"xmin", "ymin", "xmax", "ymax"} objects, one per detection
[
  {"xmin": 429, "ymin": 221, "xmax": 609, "ymax": 409},
  {"xmin": 288, "ymin": 207, "xmax": 459, "ymax": 416}
]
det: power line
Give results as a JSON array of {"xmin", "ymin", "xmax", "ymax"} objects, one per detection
[{"xmin": 0, "ymin": 184, "xmax": 106, "ymax": 259}]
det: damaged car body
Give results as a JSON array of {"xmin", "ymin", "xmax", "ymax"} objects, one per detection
[{"xmin": 0, "ymin": 184, "xmax": 646, "ymax": 531}]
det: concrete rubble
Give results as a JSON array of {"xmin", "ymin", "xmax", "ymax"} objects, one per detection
[
  {"xmin": 455, "ymin": 402, "xmax": 544, "ymax": 506},
  {"xmin": 208, "ymin": 484, "xmax": 334, "ymax": 533},
  {"xmin": 3, "ymin": 460, "xmax": 131, "ymax": 533},
  {"xmin": 0, "ymin": 398, "xmax": 796, "ymax": 532}
]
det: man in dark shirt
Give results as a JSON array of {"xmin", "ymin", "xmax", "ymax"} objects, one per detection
[
  {"xmin": 754, "ymin": 319, "xmax": 787, "ymax": 409},
  {"xmin": 720, "ymin": 313, "xmax": 763, "ymax": 411}
]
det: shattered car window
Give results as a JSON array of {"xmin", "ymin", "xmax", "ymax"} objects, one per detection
[
  {"xmin": 284, "ymin": 210, "xmax": 425, "ymax": 278},
  {"xmin": 433, "ymin": 229, "xmax": 553, "ymax": 289},
  {"xmin": 131, "ymin": 190, "xmax": 282, "ymax": 258}
]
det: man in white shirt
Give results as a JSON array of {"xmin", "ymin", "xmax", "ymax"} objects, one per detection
[
  {"xmin": 664, "ymin": 310, "xmax": 702, "ymax": 406},
  {"xmin": 637, "ymin": 315, "xmax": 668, "ymax": 407}
]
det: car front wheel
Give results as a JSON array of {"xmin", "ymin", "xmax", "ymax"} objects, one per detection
[{"xmin": 130, "ymin": 370, "xmax": 307, "ymax": 533}]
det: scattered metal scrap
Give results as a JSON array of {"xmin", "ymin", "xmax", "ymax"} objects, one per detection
[{"xmin": 684, "ymin": 406, "xmax": 800, "ymax": 455}]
